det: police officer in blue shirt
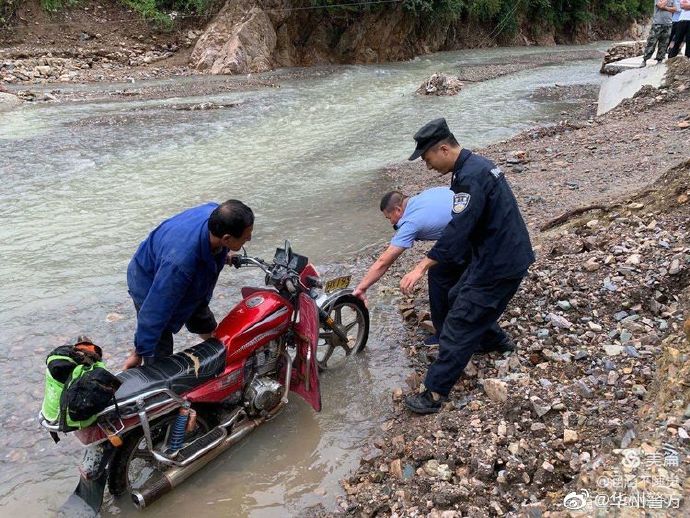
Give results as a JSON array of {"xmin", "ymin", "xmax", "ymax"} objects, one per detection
[
  {"xmin": 400, "ymin": 118, "xmax": 535, "ymax": 414},
  {"xmin": 122, "ymin": 199, "xmax": 254, "ymax": 370},
  {"xmin": 353, "ymin": 188, "xmax": 465, "ymax": 343}
]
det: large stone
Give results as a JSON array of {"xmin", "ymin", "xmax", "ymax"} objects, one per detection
[
  {"xmin": 191, "ymin": 1, "xmax": 287, "ymax": 74},
  {"xmin": 563, "ymin": 429, "xmax": 579, "ymax": 444},
  {"xmin": 416, "ymin": 73, "xmax": 463, "ymax": 96},
  {"xmin": 0, "ymin": 92, "xmax": 22, "ymax": 112},
  {"xmin": 547, "ymin": 313, "xmax": 573, "ymax": 329},
  {"xmin": 483, "ymin": 379, "xmax": 508, "ymax": 403}
]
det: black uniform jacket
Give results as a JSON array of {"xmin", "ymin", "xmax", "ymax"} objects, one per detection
[{"xmin": 427, "ymin": 149, "xmax": 535, "ymax": 285}]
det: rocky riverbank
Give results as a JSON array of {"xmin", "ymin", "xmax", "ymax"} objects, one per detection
[{"xmin": 334, "ymin": 58, "xmax": 690, "ymax": 516}]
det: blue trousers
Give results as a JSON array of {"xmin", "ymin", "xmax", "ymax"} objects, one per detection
[
  {"xmin": 427, "ymin": 262, "xmax": 466, "ymax": 335},
  {"xmin": 424, "ymin": 273, "xmax": 525, "ymax": 397}
]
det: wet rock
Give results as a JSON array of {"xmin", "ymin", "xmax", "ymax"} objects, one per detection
[
  {"xmin": 416, "ymin": 73, "xmax": 463, "ymax": 96},
  {"xmin": 0, "ymin": 92, "xmax": 22, "ymax": 112},
  {"xmin": 361, "ymin": 447, "xmax": 383, "ymax": 464}
]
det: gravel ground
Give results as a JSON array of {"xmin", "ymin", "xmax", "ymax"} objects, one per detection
[{"xmin": 332, "ymin": 58, "xmax": 690, "ymax": 518}]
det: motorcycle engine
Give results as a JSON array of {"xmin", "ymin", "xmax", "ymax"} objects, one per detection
[
  {"xmin": 251, "ymin": 339, "xmax": 281, "ymax": 376},
  {"xmin": 245, "ymin": 377, "xmax": 283, "ymax": 415}
]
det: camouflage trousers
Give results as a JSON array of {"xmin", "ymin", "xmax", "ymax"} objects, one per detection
[{"xmin": 644, "ymin": 23, "xmax": 672, "ymax": 62}]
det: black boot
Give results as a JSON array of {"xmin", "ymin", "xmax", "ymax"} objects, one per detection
[
  {"xmin": 481, "ymin": 336, "xmax": 516, "ymax": 354},
  {"xmin": 404, "ymin": 389, "xmax": 447, "ymax": 414}
]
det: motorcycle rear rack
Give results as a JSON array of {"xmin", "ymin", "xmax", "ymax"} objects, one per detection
[{"xmin": 38, "ymin": 388, "xmax": 185, "ymax": 436}]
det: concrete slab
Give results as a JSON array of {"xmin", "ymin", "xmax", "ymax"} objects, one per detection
[
  {"xmin": 602, "ymin": 55, "xmax": 650, "ymax": 74},
  {"xmin": 597, "ymin": 61, "xmax": 667, "ymax": 115}
]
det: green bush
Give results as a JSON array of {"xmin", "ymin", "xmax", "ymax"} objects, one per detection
[
  {"xmin": 41, "ymin": 0, "xmax": 80, "ymax": 12},
  {"xmin": 29, "ymin": 0, "xmax": 214, "ymax": 28},
  {"xmin": 1, "ymin": 0, "xmax": 18, "ymax": 25},
  {"xmin": 309, "ymin": 0, "xmax": 647, "ymax": 37}
]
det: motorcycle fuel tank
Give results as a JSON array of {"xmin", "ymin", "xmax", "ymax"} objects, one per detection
[{"xmin": 215, "ymin": 290, "xmax": 293, "ymax": 362}]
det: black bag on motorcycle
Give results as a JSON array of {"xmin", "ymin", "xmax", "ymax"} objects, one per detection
[{"xmin": 41, "ymin": 337, "xmax": 121, "ymax": 437}]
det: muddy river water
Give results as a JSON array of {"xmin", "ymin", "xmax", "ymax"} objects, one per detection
[{"xmin": 0, "ymin": 43, "xmax": 606, "ymax": 516}]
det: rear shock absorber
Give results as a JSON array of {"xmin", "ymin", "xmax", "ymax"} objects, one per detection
[{"xmin": 167, "ymin": 404, "xmax": 190, "ymax": 453}]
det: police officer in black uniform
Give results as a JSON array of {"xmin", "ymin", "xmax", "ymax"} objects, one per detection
[{"xmin": 400, "ymin": 118, "xmax": 535, "ymax": 414}]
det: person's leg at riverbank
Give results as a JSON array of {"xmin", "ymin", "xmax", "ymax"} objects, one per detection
[
  {"xmin": 655, "ymin": 25, "xmax": 672, "ymax": 62},
  {"xmin": 644, "ymin": 24, "xmax": 665, "ymax": 65},
  {"xmin": 426, "ymin": 262, "xmax": 465, "ymax": 345},
  {"xmin": 669, "ymin": 20, "xmax": 690, "ymax": 58},
  {"xmin": 405, "ymin": 277, "xmax": 523, "ymax": 414},
  {"xmin": 668, "ymin": 21, "xmax": 679, "ymax": 54}
]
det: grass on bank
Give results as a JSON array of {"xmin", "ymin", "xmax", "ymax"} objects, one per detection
[{"xmin": 0, "ymin": 0, "xmax": 215, "ymax": 28}]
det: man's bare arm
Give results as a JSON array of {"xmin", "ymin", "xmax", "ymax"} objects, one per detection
[
  {"xmin": 400, "ymin": 257, "xmax": 439, "ymax": 295},
  {"xmin": 353, "ymin": 245, "xmax": 405, "ymax": 300}
]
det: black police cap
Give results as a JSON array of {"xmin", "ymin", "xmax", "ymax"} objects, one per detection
[{"xmin": 408, "ymin": 118, "xmax": 453, "ymax": 161}]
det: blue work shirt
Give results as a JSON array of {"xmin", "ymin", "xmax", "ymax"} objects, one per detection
[
  {"xmin": 391, "ymin": 187, "xmax": 454, "ymax": 248},
  {"xmin": 428, "ymin": 149, "xmax": 535, "ymax": 285},
  {"xmin": 127, "ymin": 203, "xmax": 228, "ymax": 357}
]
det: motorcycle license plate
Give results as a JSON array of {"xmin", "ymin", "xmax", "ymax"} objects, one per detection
[{"xmin": 324, "ymin": 275, "xmax": 351, "ymax": 294}]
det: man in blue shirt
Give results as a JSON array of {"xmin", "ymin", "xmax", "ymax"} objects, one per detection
[
  {"xmin": 122, "ymin": 199, "xmax": 254, "ymax": 369},
  {"xmin": 353, "ymin": 188, "xmax": 465, "ymax": 344},
  {"xmin": 401, "ymin": 118, "xmax": 534, "ymax": 414}
]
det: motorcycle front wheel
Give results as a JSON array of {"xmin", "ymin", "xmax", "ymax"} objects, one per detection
[{"xmin": 317, "ymin": 294, "xmax": 369, "ymax": 370}]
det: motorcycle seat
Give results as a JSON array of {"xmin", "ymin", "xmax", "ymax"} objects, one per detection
[{"xmin": 115, "ymin": 338, "xmax": 227, "ymax": 401}]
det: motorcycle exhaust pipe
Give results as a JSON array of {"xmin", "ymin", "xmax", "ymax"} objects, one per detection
[
  {"xmin": 131, "ymin": 417, "xmax": 259, "ymax": 509},
  {"xmin": 131, "ymin": 402, "xmax": 286, "ymax": 509},
  {"xmin": 132, "ymin": 352, "xmax": 293, "ymax": 509}
]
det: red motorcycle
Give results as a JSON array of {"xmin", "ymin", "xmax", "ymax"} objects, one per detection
[{"xmin": 40, "ymin": 241, "xmax": 369, "ymax": 511}]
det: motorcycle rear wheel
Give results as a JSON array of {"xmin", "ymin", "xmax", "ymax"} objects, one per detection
[
  {"xmin": 107, "ymin": 412, "xmax": 212, "ymax": 500},
  {"xmin": 317, "ymin": 294, "xmax": 369, "ymax": 370}
]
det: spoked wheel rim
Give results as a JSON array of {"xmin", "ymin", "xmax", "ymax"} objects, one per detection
[
  {"xmin": 124, "ymin": 416, "xmax": 209, "ymax": 493},
  {"xmin": 317, "ymin": 300, "xmax": 367, "ymax": 370}
]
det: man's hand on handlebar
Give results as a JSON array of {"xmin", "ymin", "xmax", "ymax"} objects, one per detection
[{"xmin": 227, "ymin": 254, "xmax": 244, "ymax": 268}]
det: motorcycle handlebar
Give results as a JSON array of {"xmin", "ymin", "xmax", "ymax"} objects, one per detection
[{"xmin": 233, "ymin": 255, "xmax": 309, "ymax": 293}]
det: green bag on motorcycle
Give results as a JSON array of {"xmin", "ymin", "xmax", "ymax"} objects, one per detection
[{"xmin": 41, "ymin": 337, "xmax": 121, "ymax": 437}]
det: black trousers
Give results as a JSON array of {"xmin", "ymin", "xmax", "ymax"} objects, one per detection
[
  {"xmin": 134, "ymin": 302, "xmax": 217, "ymax": 361},
  {"xmin": 427, "ymin": 262, "xmax": 466, "ymax": 335},
  {"xmin": 424, "ymin": 272, "xmax": 525, "ymax": 397},
  {"xmin": 669, "ymin": 20, "xmax": 690, "ymax": 58}
]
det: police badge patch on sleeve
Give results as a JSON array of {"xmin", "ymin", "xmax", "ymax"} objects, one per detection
[
  {"xmin": 452, "ymin": 192, "xmax": 471, "ymax": 214},
  {"xmin": 490, "ymin": 167, "xmax": 504, "ymax": 179}
]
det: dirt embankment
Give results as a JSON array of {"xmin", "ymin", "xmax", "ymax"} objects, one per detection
[
  {"xmin": 1, "ymin": 0, "xmax": 644, "ymax": 86},
  {"xmin": 333, "ymin": 60, "xmax": 690, "ymax": 516}
]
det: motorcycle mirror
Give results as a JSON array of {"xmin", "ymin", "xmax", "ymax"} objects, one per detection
[
  {"xmin": 241, "ymin": 246, "xmax": 248, "ymax": 257},
  {"xmin": 284, "ymin": 240, "xmax": 291, "ymax": 261}
]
